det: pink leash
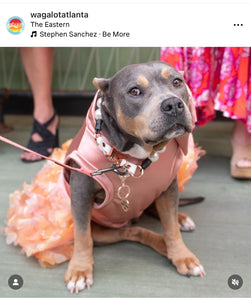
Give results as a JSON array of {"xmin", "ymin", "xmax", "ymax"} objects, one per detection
[{"xmin": 0, "ymin": 135, "xmax": 85, "ymax": 174}]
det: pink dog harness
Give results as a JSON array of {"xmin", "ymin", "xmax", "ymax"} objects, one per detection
[{"xmin": 62, "ymin": 92, "xmax": 196, "ymax": 229}]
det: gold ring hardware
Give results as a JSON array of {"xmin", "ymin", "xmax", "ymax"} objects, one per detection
[
  {"xmin": 117, "ymin": 184, "xmax": 131, "ymax": 199},
  {"xmin": 131, "ymin": 165, "xmax": 144, "ymax": 178}
]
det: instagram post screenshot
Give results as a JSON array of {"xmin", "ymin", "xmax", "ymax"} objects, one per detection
[{"xmin": 0, "ymin": 0, "xmax": 251, "ymax": 298}]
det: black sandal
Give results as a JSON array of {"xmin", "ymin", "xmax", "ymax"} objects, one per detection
[{"xmin": 22, "ymin": 110, "xmax": 59, "ymax": 162}]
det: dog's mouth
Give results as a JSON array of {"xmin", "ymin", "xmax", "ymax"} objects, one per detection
[
  {"xmin": 165, "ymin": 123, "xmax": 187, "ymax": 138},
  {"xmin": 144, "ymin": 123, "xmax": 188, "ymax": 145}
]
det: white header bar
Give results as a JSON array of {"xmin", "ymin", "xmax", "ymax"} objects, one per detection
[
  {"xmin": 0, "ymin": 3, "xmax": 250, "ymax": 46},
  {"xmin": 1, "ymin": 0, "xmax": 251, "ymax": 3}
]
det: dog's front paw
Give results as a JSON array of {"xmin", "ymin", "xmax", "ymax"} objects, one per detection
[
  {"xmin": 64, "ymin": 260, "xmax": 93, "ymax": 293},
  {"xmin": 168, "ymin": 245, "xmax": 205, "ymax": 277},
  {"xmin": 174, "ymin": 256, "xmax": 205, "ymax": 277}
]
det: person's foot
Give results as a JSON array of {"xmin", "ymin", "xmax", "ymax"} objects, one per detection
[
  {"xmin": 230, "ymin": 120, "xmax": 251, "ymax": 178},
  {"xmin": 21, "ymin": 111, "xmax": 59, "ymax": 162}
]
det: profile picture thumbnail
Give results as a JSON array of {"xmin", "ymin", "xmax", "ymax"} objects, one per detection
[{"xmin": 7, "ymin": 16, "xmax": 25, "ymax": 34}]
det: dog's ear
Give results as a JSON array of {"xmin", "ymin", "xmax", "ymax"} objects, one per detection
[
  {"xmin": 179, "ymin": 70, "xmax": 184, "ymax": 77},
  {"xmin": 186, "ymin": 84, "xmax": 197, "ymax": 127},
  {"xmin": 93, "ymin": 78, "xmax": 110, "ymax": 92}
]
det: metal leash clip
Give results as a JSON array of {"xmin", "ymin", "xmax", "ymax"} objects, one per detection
[{"xmin": 91, "ymin": 164, "xmax": 128, "ymax": 176}]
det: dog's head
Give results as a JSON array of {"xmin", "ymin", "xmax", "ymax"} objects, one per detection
[{"xmin": 93, "ymin": 61, "xmax": 196, "ymax": 158}]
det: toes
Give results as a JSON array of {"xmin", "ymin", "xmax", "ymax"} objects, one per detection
[
  {"xmin": 192, "ymin": 265, "xmax": 206, "ymax": 277},
  {"xmin": 75, "ymin": 278, "xmax": 86, "ymax": 293},
  {"xmin": 176, "ymin": 257, "xmax": 205, "ymax": 278},
  {"xmin": 178, "ymin": 216, "xmax": 195, "ymax": 232},
  {"xmin": 67, "ymin": 278, "xmax": 86, "ymax": 294},
  {"xmin": 21, "ymin": 152, "xmax": 42, "ymax": 162},
  {"xmin": 86, "ymin": 279, "xmax": 93, "ymax": 289},
  {"xmin": 236, "ymin": 158, "xmax": 251, "ymax": 168},
  {"xmin": 66, "ymin": 276, "xmax": 93, "ymax": 293},
  {"xmin": 66, "ymin": 280, "xmax": 76, "ymax": 294},
  {"xmin": 186, "ymin": 264, "xmax": 206, "ymax": 277}
]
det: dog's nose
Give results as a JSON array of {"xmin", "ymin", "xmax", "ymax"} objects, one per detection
[{"xmin": 160, "ymin": 97, "xmax": 184, "ymax": 116}]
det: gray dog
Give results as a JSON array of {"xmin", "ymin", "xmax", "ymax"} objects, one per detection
[{"xmin": 62, "ymin": 61, "xmax": 205, "ymax": 293}]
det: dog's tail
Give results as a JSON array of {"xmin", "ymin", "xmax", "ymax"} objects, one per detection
[{"xmin": 179, "ymin": 196, "xmax": 205, "ymax": 206}]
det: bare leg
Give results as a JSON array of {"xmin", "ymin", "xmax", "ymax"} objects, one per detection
[{"xmin": 19, "ymin": 47, "xmax": 58, "ymax": 161}]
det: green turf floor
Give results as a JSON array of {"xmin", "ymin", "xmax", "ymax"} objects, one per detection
[{"xmin": 0, "ymin": 115, "xmax": 250, "ymax": 297}]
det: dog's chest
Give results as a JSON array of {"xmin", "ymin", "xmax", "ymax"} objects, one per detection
[{"xmin": 66, "ymin": 134, "xmax": 183, "ymax": 228}]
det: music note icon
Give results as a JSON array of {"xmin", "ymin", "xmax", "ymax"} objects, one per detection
[{"xmin": 31, "ymin": 31, "xmax": 37, "ymax": 38}]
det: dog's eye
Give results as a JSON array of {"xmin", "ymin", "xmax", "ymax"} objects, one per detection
[
  {"xmin": 173, "ymin": 78, "xmax": 182, "ymax": 87},
  {"xmin": 129, "ymin": 87, "xmax": 142, "ymax": 96}
]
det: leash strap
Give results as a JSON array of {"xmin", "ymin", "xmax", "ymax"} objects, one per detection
[
  {"xmin": 0, "ymin": 135, "xmax": 140, "ymax": 177},
  {"xmin": 0, "ymin": 135, "xmax": 85, "ymax": 174}
]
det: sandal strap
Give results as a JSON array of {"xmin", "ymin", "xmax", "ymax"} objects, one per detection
[
  {"xmin": 31, "ymin": 110, "xmax": 57, "ymax": 138},
  {"xmin": 27, "ymin": 134, "xmax": 58, "ymax": 156},
  {"xmin": 31, "ymin": 119, "xmax": 55, "ymax": 140},
  {"xmin": 42, "ymin": 110, "xmax": 57, "ymax": 128},
  {"xmin": 26, "ymin": 110, "xmax": 59, "ymax": 157}
]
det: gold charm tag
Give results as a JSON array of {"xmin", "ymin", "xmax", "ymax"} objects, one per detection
[{"xmin": 121, "ymin": 198, "xmax": 129, "ymax": 212}]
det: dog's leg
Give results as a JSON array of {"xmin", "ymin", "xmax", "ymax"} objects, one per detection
[
  {"xmin": 64, "ymin": 164, "xmax": 95, "ymax": 293},
  {"xmin": 145, "ymin": 203, "xmax": 195, "ymax": 232},
  {"xmin": 155, "ymin": 178, "xmax": 205, "ymax": 277},
  {"xmin": 92, "ymin": 222, "xmax": 166, "ymax": 256}
]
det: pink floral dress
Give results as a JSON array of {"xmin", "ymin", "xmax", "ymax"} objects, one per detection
[{"xmin": 161, "ymin": 47, "xmax": 251, "ymax": 133}]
